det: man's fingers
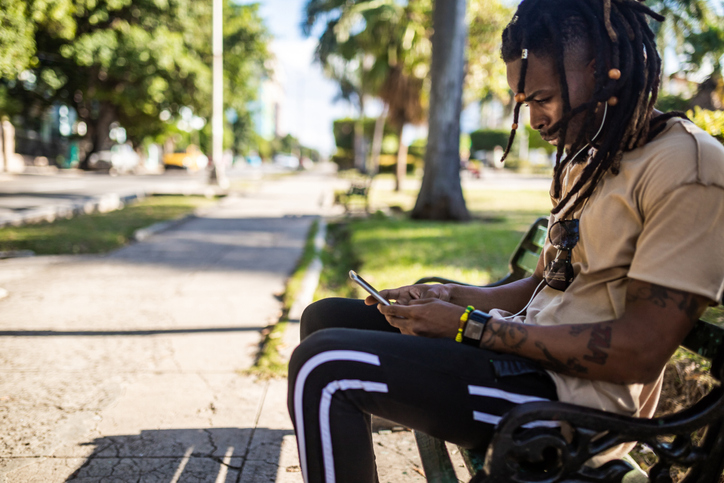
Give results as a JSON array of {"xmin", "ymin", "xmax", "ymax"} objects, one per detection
[
  {"xmin": 378, "ymin": 288, "xmax": 397, "ymax": 299},
  {"xmin": 378, "ymin": 303, "xmax": 410, "ymax": 318},
  {"xmin": 364, "ymin": 295, "xmax": 379, "ymax": 305},
  {"xmin": 408, "ymin": 298, "xmax": 439, "ymax": 306}
]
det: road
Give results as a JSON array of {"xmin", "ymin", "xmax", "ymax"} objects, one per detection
[{"xmin": 0, "ymin": 165, "xmax": 295, "ymax": 228}]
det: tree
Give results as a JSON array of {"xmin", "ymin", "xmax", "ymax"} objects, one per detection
[
  {"xmin": 647, "ymin": 0, "xmax": 724, "ymax": 108},
  {"xmin": 411, "ymin": 0, "xmax": 470, "ymax": 221},
  {"xmin": 303, "ymin": 0, "xmax": 430, "ymax": 174},
  {"xmin": 466, "ymin": 0, "xmax": 514, "ymax": 105},
  {"xmin": 1, "ymin": 0, "xmax": 270, "ymax": 165}
]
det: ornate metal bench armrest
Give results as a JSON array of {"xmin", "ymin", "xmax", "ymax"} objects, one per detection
[{"xmin": 477, "ymin": 386, "xmax": 724, "ymax": 483}]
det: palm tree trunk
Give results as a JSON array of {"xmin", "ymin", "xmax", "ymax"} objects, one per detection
[
  {"xmin": 354, "ymin": 95, "xmax": 367, "ymax": 172},
  {"xmin": 411, "ymin": 0, "xmax": 470, "ymax": 220},
  {"xmin": 370, "ymin": 104, "xmax": 389, "ymax": 174},
  {"xmin": 0, "ymin": 120, "xmax": 5, "ymax": 173},
  {"xmin": 395, "ymin": 124, "xmax": 407, "ymax": 192}
]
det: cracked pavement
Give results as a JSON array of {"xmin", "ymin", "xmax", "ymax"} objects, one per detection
[
  {"xmin": 0, "ymin": 168, "xmax": 433, "ymax": 482},
  {"xmin": 0, "ymin": 171, "xmax": 322, "ymax": 482}
]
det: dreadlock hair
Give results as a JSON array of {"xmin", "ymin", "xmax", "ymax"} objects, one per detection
[{"xmin": 500, "ymin": 0, "xmax": 684, "ymax": 218}]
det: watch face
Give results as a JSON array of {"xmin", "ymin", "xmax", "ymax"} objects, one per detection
[{"xmin": 463, "ymin": 320, "xmax": 484, "ymax": 340}]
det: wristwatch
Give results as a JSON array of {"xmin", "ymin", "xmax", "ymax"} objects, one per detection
[{"xmin": 462, "ymin": 310, "xmax": 492, "ymax": 347}]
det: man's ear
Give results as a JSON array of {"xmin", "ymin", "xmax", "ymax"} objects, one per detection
[
  {"xmin": 586, "ymin": 58, "xmax": 596, "ymax": 76},
  {"xmin": 585, "ymin": 58, "xmax": 597, "ymax": 90}
]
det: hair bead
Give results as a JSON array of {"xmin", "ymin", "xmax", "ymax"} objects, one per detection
[
  {"xmin": 514, "ymin": 92, "xmax": 526, "ymax": 103},
  {"xmin": 608, "ymin": 68, "xmax": 621, "ymax": 80},
  {"xmin": 512, "ymin": 123, "xmax": 519, "ymax": 130},
  {"xmin": 607, "ymin": 96, "xmax": 619, "ymax": 106},
  {"xmin": 521, "ymin": 48, "xmax": 529, "ymax": 59}
]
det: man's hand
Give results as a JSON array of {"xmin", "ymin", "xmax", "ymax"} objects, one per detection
[
  {"xmin": 376, "ymin": 298, "xmax": 468, "ymax": 338},
  {"xmin": 364, "ymin": 283, "xmax": 453, "ymax": 306}
]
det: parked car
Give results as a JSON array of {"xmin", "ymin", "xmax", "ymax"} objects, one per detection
[
  {"xmin": 163, "ymin": 145, "xmax": 209, "ymax": 172},
  {"xmin": 87, "ymin": 144, "xmax": 140, "ymax": 174}
]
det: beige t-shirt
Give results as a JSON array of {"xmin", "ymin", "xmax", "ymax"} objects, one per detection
[{"xmin": 502, "ymin": 118, "xmax": 724, "ymax": 462}]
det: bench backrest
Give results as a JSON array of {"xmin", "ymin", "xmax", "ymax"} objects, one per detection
[{"xmin": 488, "ymin": 216, "xmax": 548, "ymax": 287}]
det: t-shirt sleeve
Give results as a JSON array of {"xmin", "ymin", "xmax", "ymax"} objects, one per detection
[{"xmin": 628, "ymin": 182, "xmax": 724, "ymax": 303}]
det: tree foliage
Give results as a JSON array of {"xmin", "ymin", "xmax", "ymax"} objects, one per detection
[
  {"xmin": 647, "ymin": 0, "xmax": 724, "ymax": 107},
  {"xmin": 0, "ymin": 0, "xmax": 271, "ymax": 160},
  {"xmin": 466, "ymin": 0, "xmax": 514, "ymax": 104}
]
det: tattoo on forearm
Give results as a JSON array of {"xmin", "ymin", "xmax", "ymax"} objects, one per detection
[
  {"xmin": 568, "ymin": 324, "xmax": 591, "ymax": 336},
  {"xmin": 583, "ymin": 323, "xmax": 611, "ymax": 365},
  {"xmin": 535, "ymin": 341, "xmax": 588, "ymax": 375},
  {"xmin": 480, "ymin": 320, "xmax": 528, "ymax": 351},
  {"xmin": 626, "ymin": 283, "xmax": 705, "ymax": 321}
]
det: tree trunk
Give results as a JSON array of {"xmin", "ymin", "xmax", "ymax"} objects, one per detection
[
  {"xmin": 0, "ymin": 120, "xmax": 4, "ymax": 173},
  {"xmin": 354, "ymin": 95, "xmax": 367, "ymax": 172},
  {"xmin": 370, "ymin": 104, "xmax": 388, "ymax": 174},
  {"xmin": 81, "ymin": 102, "xmax": 116, "ymax": 169},
  {"xmin": 395, "ymin": 124, "xmax": 407, "ymax": 192},
  {"xmin": 411, "ymin": 0, "xmax": 470, "ymax": 221}
]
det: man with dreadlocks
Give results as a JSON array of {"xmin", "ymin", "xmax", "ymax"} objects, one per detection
[{"xmin": 287, "ymin": 0, "xmax": 724, "ymax": 481}]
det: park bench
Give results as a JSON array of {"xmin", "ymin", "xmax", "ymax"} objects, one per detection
[
  {"xmin": 413, "ymin": 217, "xmax": 724, "ymax": 483},
  {"xmin": 335, "ymin": 171, "xmax": 375, "ymax": 214}
]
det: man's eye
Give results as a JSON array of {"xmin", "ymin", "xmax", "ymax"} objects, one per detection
[{"xmin": 535, "ymin": 98, "xmax": 551, "ymax": 105}]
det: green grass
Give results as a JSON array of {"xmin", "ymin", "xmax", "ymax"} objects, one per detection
[
  {"xmin": 0, "ymin": 195, "xmax": 218, "ymax": 255},
  {"xmin": 317, "ymin": 186, "xmax": 552, "ymax": 300}
]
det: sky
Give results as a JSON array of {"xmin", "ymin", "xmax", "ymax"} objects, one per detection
[
  {"xmin": 250, "ymin": 0, "xmax": 437, "ymax": 157},
  {"xmin": 252, "ymin": 0, "xmax": 356, "ymax": 157}
]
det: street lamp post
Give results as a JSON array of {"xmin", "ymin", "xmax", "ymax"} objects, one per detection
[{"xmin": 210, "ymin": 0, "xmax": 228, "ymax": 189}]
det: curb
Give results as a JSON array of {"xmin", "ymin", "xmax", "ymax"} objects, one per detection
[
  {"xmin": 277, "ymin": 218, "xmax": 327, "ymax": 363},
  {"xmin": 132, "ymin": 215, "xmax": 196, "ymax": 242},
  {"xmin": 0, "ymin": 185, "xmax": 228, "ymax": 230},
  {"xmin": 0, "ymin": 250, "xmax": 35, "ymax": 259},
  {"xmin": 0, "ymin": 191, "xmax": 145, "ymax": 229}
]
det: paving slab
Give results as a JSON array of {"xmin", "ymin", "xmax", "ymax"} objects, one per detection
[{"xmin": 0, "ymin": 170, "xmax": 338, "ymax": 482}]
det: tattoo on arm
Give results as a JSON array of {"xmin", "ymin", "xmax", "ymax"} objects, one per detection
[
  {"xmin": 534, "ymin": 341, "xmax": 588, "ymax": 375},
  {"xmin": 582, "ymin": 323, "xmax": 611, "ymax": 365},
  {"xmin": 568, "ymin": 324, "xmax": 590, "ymax": 336},
  {"xmin": 480, "ymin": 320, "xmax": 528, "ymax": 351},
  {"xmin": 626, "ymin": 283, "xmax": 706, "ymax": 322}
]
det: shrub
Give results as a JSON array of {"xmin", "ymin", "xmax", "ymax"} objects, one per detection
[{"xmin": 687, "ymin": 106, "xmax": 724, "ymax": 145}]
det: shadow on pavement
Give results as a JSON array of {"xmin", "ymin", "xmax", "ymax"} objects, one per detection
[
  {"xmin": 67, "ymin": 427, "xmax": 295, "ymax": 482},
  {"xmin": 0, "ymin": 327, "xmax": 268, "ymax": 337}
]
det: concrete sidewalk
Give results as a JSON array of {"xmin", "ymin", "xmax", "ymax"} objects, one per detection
[
  {"xmin": 0, "ymin": 167, "xmax": 437, "ymax": 483},
  {"xmin": 0, "ymin": 170, "xmax": 309, "ymax": 482},
  {"xmin": 0, "ymin": 168, "xmax": 431, "ymax": 483}
]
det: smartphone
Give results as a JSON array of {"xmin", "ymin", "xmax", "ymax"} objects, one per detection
[{"xmin": 349, "ymin": 270, "xmax": 391, "ymax": 306}]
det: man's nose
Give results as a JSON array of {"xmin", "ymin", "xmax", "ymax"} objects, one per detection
[{"xmin": 529, "ymin": 109, "xmax": 548, "ymax": 131}]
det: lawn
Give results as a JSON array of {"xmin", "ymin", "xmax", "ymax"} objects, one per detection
[
  {"xmin": 316, "ymin": 182, "xmax": 552, "ymax": 301},
  {"xmin": 0, "ymin": 195, "xmax": 218, "ymax": 255}
]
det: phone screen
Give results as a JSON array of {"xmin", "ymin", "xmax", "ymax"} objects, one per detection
[{"xmin": 349, "ymin": 270, "xmax": 391, "ymax": 306}]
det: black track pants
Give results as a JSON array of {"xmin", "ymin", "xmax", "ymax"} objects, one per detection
[{"xmin": 287, "ymin": 298, "xmax": 558, "ymax": 483}]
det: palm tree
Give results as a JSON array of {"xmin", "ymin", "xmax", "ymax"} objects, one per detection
[
  {"xmin": 303, "ymin": 0, "xmax": 431, "ymax": 177},
  {"xmin": 411, "ymin": 0, "xmax": 470, "ymax": 220},
  {"xmin": 647, "ymin": 0, "xmax": 723, "ymax": 104},
  {"xmin": 379, "ymin": 65, "xmax": 425, "ymax": 191},
  {"xmin": 303, "ymin": 0, "xmax": 398, "ymax": 172}
]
